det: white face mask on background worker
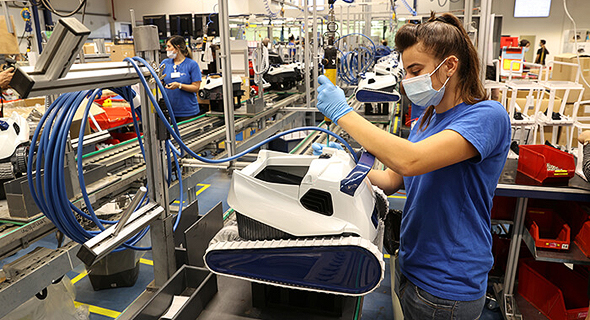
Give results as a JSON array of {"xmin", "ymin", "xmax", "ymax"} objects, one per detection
[
  {"xmin": 166, "ymin": 49, "xmax": 177, "ymax": 59},
  {"xmin": 401, "ymin": 57, "xmax": 452, "ymax": 108}
]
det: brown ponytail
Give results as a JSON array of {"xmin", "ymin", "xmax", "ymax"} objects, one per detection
[
  {"xmin": 167, "ymin": 35, "xmax": 193, "ymax": 60},
  {"xmin": 395, "ymin": 12, "xmax": 487, "ymax": 131}
]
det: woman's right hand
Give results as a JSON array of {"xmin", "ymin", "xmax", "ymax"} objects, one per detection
[
  {"xmin": 165, "ymin": 82, "xmax": 181, "ymax": 90},
  {"xmin": 316, "ymin": 75, "xmax": 352, "ymax": 124}
]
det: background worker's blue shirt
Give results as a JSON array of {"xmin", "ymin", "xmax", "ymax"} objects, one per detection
[
  {"xmin": 401, "ymin": 100, "xmax": 510, "ymax": 301},
  {"xmin": 161, "ymin": 58, "xmax": 202, "ymax": 117}
]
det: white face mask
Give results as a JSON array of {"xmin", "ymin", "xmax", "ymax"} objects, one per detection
[
  {"xmin": 524, "ymin": 47, "xmax": 530, "ymax": 53},
  {"xmin": 167, "ymin": 50, "xmax": 177, "ymax": 59},
  {"xmin": 401, "ymin": 57, "xmax": 451, "ymax": 108}
]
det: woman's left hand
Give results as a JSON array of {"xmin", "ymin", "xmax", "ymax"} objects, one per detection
[{"xmin": 165, "ymin": 82, "xmax": 181, "ymax": 90}]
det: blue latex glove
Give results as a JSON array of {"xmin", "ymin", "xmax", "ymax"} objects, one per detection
[
  {"xmin": 317, "ymin": 75, "xmax": 353, "ymax": 124},
  {"xmin": 312, "ymin": 141, "xmax": 343, "ymax": 156}
]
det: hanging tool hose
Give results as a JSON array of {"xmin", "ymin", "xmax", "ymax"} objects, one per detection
[
  {"xmin": 27, "ymin": 56, "xmax": 358, "ymax": 252},
  {"xmin": 336, "ymin": 33, "xmax": 377, "ymax": 86},
  {"xmin": 263, "ymin": 0, "xmax": 279, "ymax": 18},
  {"xmin": 322, "ymin": 0, "xmax": 339, "ymax": 138},
  {"xmin": 252, "ymin": 44, "xmax": 270, "ymax": 85}
]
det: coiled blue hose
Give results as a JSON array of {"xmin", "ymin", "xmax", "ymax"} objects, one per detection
[
  {"xmin": 26, "ymin": 56, "xmax": 358, "ymax": 253},
  {"xmin": 263, "ymin": 0, "xmax": 279, "ymax": 17},
  {"xmin": 27, "ymin": 90, "xmax": 150, "ymax": 251},
  {"xmin": 335, "ymin": 33, "xmax": 376, "ymax": 85}
]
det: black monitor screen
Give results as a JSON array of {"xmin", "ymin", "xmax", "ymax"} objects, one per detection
[
  {"xmin": 194, "ymin": 15, "xmax": 204, "ymax": 38},
  {"xmin": 143, "ymin": 15, "xmax": 167, "ymax": 38},
  {"xmin": 207, "ymin": 14, "xmax": 219, "ymax": 37},
  {"xmin": 169, "ymin": 14, "xmax": 193, "ymax": 38}
]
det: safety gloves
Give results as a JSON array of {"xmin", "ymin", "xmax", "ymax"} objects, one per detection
[
  {"xmin": 312, "ymin": 141, "xmax": 343, "ymax": 156},
  {"xmin": 316, "ymin": 75, "xmax": 353, "ymax": 124}
]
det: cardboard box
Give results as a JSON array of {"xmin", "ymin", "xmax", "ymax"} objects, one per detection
[
  {"xmin": 551, "ymin": 54, "xmax": 590, "ymax": 102},
  {"xmin": 555, "ymin": 126, "xmax": 578, "ymax": 147},
  {"xmin": 2, "ymin": 97, "xmax": 46, "ymax": 119},
  {"xmin": 562, "ymin": 102, "xmax": 590, "ymax": 118},
  {"xmin": 503, "ymin": 95, "xmax": 562, "ymax": 116},
  {"xmin": 71, "ymin": 100, "xmax": 105, "ymax": 139},
  {"xmin": 552, "ymin": 54, "xmax": 590, "ymax": 81},
  {"xmin": 83, "ymin": 43, "xmax": 97, "ymax": 54},
  {"xmin": 539, "ymin": 103, "xmax": 590, "ymax": 146},
  {"xmin": 0, "ymin": 16, "xmax": 19, "ymax": 54},
  {"xmin": 109, "ymin": 44, "xmax": 135, "ymax": 62}
]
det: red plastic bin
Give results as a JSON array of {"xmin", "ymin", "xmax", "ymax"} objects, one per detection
[
  {"xmin": 517, "ymin": 145, "xmax": 575, "ymax": 183},
  {"xmin": 90, "ymin": 106, "xmax": 136, "ymax": 130},
  {"xmin": 491, "ymin": 196, "xmax": 517, "ymax": 220},
  {"xmin": 575, "ymin": 221, "xmax": 590, "ymax": 258},
  {"xmin": 518, "ymin": 258, "xmax": 588, "ymax": 320},
  {"xmin": 526, "ymin": 208, "xmax": 571, "ymax": 250}
]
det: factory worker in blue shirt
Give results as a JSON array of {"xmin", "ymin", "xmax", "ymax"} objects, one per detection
[
  {"xmin": 161, "ymin": 35, "xmax": 203, "ymax": 122},
  {"xmin": 315, "ymin": 12, "xmax": 511, "ymax": 320}
]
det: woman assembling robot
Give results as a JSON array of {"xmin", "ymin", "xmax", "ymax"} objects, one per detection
[{"xmin": 315, "ymin": 12, "xmax": 511, "ymax": 320}]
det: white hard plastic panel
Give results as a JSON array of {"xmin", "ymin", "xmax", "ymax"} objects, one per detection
[
  {"xmin": 202, "ymin": 76, "xmax": 244, "ymax": 90},
  {"xmin": 0, "ymin": 112, "xmax": 30, "ymax": 159},
  {"xmin": 229, "ymin": 150, "xmax": 377, "ymax": 240},
  {"xmin": 357, "ymin": 74, "xmax": 398, "ymax": 91},
  {"xmin": 267, "ymin": 65, "xmax": 297, "ymax": 76},
  {"xmin": 239, "ymin": 150, "xmax": 316, "ymax": 177},
  {"xmin": 228, "ymin": 170, "xmax": 356, "ymax": 237}
]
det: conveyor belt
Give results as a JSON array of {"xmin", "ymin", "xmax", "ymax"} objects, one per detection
[{"xmin": 0, "ymin": 93, "xmax": 304, "ymax": 257}]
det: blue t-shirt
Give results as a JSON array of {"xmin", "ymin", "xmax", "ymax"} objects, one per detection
[
  {"xmin": 161, "ymin": 58, "xmax": 202, "ymax": 117},
  {"xmin": 400, "ymin": 100, "xmax": 510, "ymax": 301}
]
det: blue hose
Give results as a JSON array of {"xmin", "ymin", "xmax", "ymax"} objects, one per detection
[
  {"xmin": 126, "ymin": 57, "xmax": 359, "ymax": 163},
  {"xmin": 334, "ymin": 33, "xmax": 376, "ymax": 85},
  {"xmin": 27, "ymin": 56, "xmax": 358, "ymax": 253},
  {"xmin": 28, "ymin": 89, "xmax": 151, "ymax": 251}
]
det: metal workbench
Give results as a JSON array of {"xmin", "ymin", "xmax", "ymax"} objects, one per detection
[
  {"xmin": 0, "ymin": 92, "xmax": 307, "ymax": 319},
  {"xmin": 493, "ymin": 159, "xmax": 590, "ymax": 319}
]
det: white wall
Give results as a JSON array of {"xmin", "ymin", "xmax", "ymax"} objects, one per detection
[
  {"xmin": 44, "ymin": 0, "xmax": 112, "ymax": 38},
  {"xmin": 491, "ymin": 0, "xmax": 590, "ymax": 58}
]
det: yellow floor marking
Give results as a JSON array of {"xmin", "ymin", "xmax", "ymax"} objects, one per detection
[
  {"xmin": 195, "ymin": 183, "xmax": 211, "ymax": 196},
  {"xmin": 71, "ymin": 271, "xmax": 88, "ymax": 284},
  {"xmin": 387, "ymin": 195, "xmax": 407, "ymax": 199},
  {"xmin": 74, "ymin": 301, "xmax": 121, "ymax": 318},
  {"xmin": 140, "ymin": 258, "xmax": 153, "ymax": 266},
  {"xmin": 173, "ymin": 183, "xmax": 211, "ymax": 204}
]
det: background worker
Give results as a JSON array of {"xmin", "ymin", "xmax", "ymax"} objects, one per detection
[
  {"xmin": 535, "ymin": 39, "xmax": 549, "ymax": 65},
  {"xmin": 161, "ymin": 35, "xmax": 203, "ymax": 122},
  {"xmin": 315, "ymin": 12, "xmax": 511, "ymax": 319},
  {"xmin": 519, "ymin": 39, "xmax": 531, "ymax": 56}
]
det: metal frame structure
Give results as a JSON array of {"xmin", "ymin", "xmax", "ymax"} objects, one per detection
[{"xmin": 1, "ymin": 0, "xmax": 334, "ymax": 317}]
